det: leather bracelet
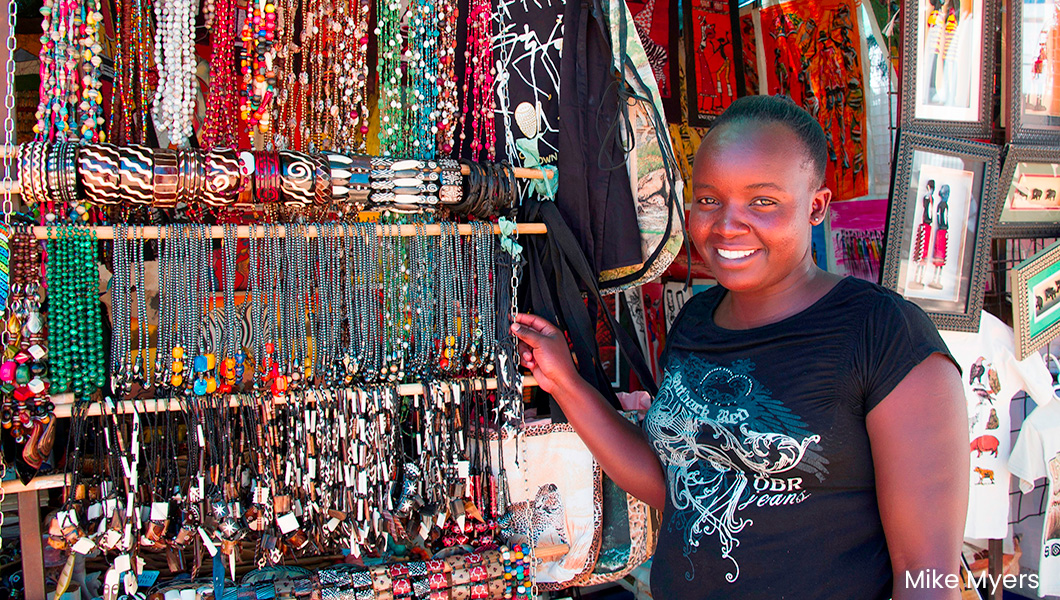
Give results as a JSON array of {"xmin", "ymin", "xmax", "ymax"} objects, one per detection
[
  {"xmin": 79, "ymin": 143, "xmax": 122, "ymax": 206},
  {"xmin": 439, "ymin": 158, "xmax": 462, "ymax": 206},
  {"xmin": 118, "ymin": 144, "xmax": 154, "ymax": 206},
  {"xmin": 17, "ymin": 143, "xmax": 39, "ymax": 205},
  {"xmin": 58, "ymin": 142, "xmax": 78, "ymax": 207},
  {"xmin": 153, "ymin": 149, "xmax": 179, "ymax": 207}
]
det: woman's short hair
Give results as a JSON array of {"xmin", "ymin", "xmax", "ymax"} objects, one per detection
[{"xmin": 710, "ymin": 95, "xmax": 828, "ymax": 187}]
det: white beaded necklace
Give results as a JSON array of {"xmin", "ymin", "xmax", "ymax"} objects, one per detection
[{"xmin": 151, "ymin": 0, "xmax": 197, "ymax": 146}]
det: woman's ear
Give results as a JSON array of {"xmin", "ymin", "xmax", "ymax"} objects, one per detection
[{"xmin": 810, "ymin": 186, "xmax": 832, "ymax": 224}]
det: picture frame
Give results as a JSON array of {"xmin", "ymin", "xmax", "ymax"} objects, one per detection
[
  {"xmin": 994, "ymin": 144, "xmax": 1060, "ymax": 238},
  {"xmin": 1011, "ymin": 238, "xmax": 1060, "ymax": 359},
  {"xmin": 881, "ymin": 130, "xmax": 1001, "ymax": 331},
  {"xmin": 1007, "ymin": 0, "xmax": 1060, "ymax": 144},
  {"xmin": 900, "ymin": 0, "xmax": 998, "ymax": 138},
  {"xmin": 684, "ymin": 0, "xmax": 745, "ymax": 127}
]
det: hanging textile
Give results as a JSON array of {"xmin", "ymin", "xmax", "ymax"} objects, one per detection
[{"xmin": 758, "ymin": 0, "xmax": 869, "ymax": 201}]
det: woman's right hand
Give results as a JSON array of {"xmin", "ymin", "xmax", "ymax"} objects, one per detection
[{"xmin": 509, "ymin": 313, "xmax": 580, "ymax": 396}]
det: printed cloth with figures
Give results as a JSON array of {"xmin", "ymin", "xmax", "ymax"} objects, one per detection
[
  {"xmin": 1009, "ymin": 400, "xmax": 1060, "ymax": 597},
  {"xmin": 644, "ymin": 277, "xmax": 954, "ymax": 600},
  {"xmin": 940, "ymin": 312, "xmax": 1057, "ymax": 540}
]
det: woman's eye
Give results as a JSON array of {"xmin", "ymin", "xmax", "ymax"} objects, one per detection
[
  {"xmin": 696, "ymin": 197, "xmax": 719, "ymax": 205},
  {"xmin": 750, "ymin": 198, "xmax": 777, "ymax": 207}
]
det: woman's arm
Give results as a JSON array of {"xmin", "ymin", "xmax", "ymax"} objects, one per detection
[
  {"xmin": 867, "ymin": 353, "xmax": 968, "ymax": 600},
  {"xmin": 511, "ymin": 313, "xmax": 667, "ymax": 510}
]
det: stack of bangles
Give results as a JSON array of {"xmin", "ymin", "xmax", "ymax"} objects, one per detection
[{"xmin": 17, "ymin": 142, "xmax": 508, "ymax": 216}]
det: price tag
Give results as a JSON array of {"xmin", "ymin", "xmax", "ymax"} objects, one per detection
[
  {"xmin": 253, "ymin": 486, "xmax": 270, "ymax": 505},
  {"xmin": 113, "ymin": 554, "xmax": 132, "ymax": 574},
  {"xmin": 87, "ymin": 502, "xmax": 103, "ymax": 521},
  {"xmin": 72, "ymin": 537, "xmax": 97, "ymax": 555}
]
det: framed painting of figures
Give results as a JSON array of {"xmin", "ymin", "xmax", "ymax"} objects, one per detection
[
  {"xmin": 629, "ymin": 0, "xmax": 681, "ymax": 122},
  {"xmin": 881, "ymin": 131, "xmax": 1001, "ymax": 332},
  {"xmin": 900, "ymin": 0, "xmax": 998, "ymax": 138},
  {"xmin": 758, "ymin": 0, "xmax": 869, "ymax": 201},
  {"xmin": 684, "ymin": 0, "xmax": 745, "ymax": 126},
  {"xmin": 1008, "ymin": 0, "xmax": 1060, "ymax": 144}
]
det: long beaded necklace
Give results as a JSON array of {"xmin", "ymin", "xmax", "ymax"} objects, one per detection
[
  {"xmin": 436, "ymin": 0, "xmax": 459, "ymax": 155},
  {"xmin": 151, "ymin": 0, "xmax": 196, "ymax": 146},
  {"xmin": 35, "ymin": 0, "xmax": 104, "ymax": 141},
  {"xmin": 459, "ymin": 0, "xmax": 497, "ymax": 161},
  {"xmin": 202, "ymin": 0, "xmax": 239, "ymax": 149},
  {"xmin": 272, "ymin": 0, "xmax": 299, "ymax": 150},
  {"xmin": 109, "ymin": 0, "xmax": 153, "ymax": 144},
  {"xmin": 331, "ymin": 0, "xmax": 370, "ymax": 151},
  {"xmin": 376, "ymin": 0, "xmax": 407, "ymax": 157},
  {"xmin": 239, "ymin": 0, "xmax": 279, "ymax": 136},
  {"xmin": 46, "ymin": 226, "xmax": 104, "ymax": 399}
]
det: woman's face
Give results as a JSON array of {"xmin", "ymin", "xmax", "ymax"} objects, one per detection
[{"xmin": 688, "ymin": 120, "xmax": 831, "ymax": 295}]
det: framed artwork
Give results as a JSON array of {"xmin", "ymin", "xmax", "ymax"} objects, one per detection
[
  {"xmin": 1007, "ymin": 0, "xmax": 1060, "ymax": 144},
  {"xmin": 881, "ymin": 131, "xmax": 1001, "ymax": 331},
  {"xmin": 994, "ymin": 145, "xmax": 1060, "ymax": 238},
  {"xmin": 628, "ymin": 0, "xmax": 681, "ymax": 122},
  {"xmin": 825, "ymin": 197, "xmax": 888, "ymax": 282},
  {"xmin": 757, "ymin": 0, "xmax": 869, "ymax": 201},
  {"xmin": 900, "ymin": 0, "xmax": 998, "ymax": 138},
  {"xmin": 1011, "ymin": 238, "xmax": 1060, "ymax": 359},
  {"xmin": 684, "ymin": 0, "xmax": 744, "ymax": 126}
]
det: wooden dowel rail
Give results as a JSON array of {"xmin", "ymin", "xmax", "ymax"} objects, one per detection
[
  {"xmin": 31, "ymin": 222, "xmax": 547, "ymax": 240},
  {"xmin": 48, "ymin": 375, "xmax": 539, "ymax": 418}
]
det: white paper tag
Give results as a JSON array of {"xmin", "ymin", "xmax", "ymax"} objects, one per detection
[
  {"xmin": 292, "ymin": 499, "xmax": 303, "ymax": 517},
  {"xmin": 87, "ymin": 502, "xmax": 103, "ymax": 521},
  {"xmin": 198, "ymin": 527, "xmax": 219, "ymax": 556},
  {"xmin": 435, "ymin": 511, "xmax": 447, "ymax": 529},
  {"xmin": 358, "ymin": 471, "xmax": 367, "ymax": 495},
  {"xmin": 113, "ymin": 554, "xmax": 132, "ymax": 574},
  {"xmin": 308, "ymin": 458, "xmax": 317, "ymax": 479},
  {"xmin": 123, "ymin": 571, "xmax": 138, "ymax": 595},
  {"xmin": 197, "ymin": 424, "xmax": 206, "ymax": 448},
  {"xmin": 457, "ymin": 460, "xmax": 470, "ymax": 479},
  {"xmin": 189, "ymin": 479, "xmax": 204, "ymax": 503},
  {"xmin": 164, "ymin": 589, "xmax": 181, "ymax": 600},
  {"xmin": 150, "ymin": 502, "xmax": 169, "ymax": 521},
  {"xmin": 418, "ymin": 521, "xmax": 430, "ymax": 540},
  {"xmin": 277, "ymin": 512, "xmax": 300, "ymax": 535},
  {"xmin": 57, "ymin": 509, "xmax": 78, "ymax": 527},
  {"xmin": 72, "ymin": 537, "xmax": 97, "ymax": 555}
]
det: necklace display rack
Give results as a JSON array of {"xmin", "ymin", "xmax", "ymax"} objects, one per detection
[{"xmin": 0, "ymin": 148, "xmax": 559, "ymax": 600}]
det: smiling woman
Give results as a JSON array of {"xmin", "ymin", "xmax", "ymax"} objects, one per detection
[{"xmin": 511, "ymin": 95, "xmax": 970, "ymax": 599}]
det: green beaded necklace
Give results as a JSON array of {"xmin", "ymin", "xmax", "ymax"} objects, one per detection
[{"xmin": 46, "ymin": 225, "xmax": 105, "ymax": 399}]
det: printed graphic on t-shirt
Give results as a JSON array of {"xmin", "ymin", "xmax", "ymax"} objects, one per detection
[
  {"xmin": 968, "ymin": 357, "xmax": 1002, "ymax": 485},
  {"xmin": 1046, "ymin": 453, "xmax": 1060, "ymax": 553},
  {"xmin": 646, "ymin": 355, "xmax": 829, "ymax": 583}
]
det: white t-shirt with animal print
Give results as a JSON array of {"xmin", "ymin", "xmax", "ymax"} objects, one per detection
[
  {"xmin": 1008, "ymin": 400, "xmax": 1060, "ymax": 597},
  {"xmin": 940, "ymin": 312, "xmax": 1056, "ymax": 539}
]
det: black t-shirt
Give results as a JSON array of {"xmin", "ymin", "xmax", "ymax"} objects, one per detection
[{"xmin": 645, "ymin": 277, "xmax": 954, "ymax": 599}]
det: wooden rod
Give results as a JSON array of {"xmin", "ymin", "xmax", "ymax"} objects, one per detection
[
  {"xmin": 32, "ymin": 222, "xmax": 547, "ymax": 240},
  {"xmin": 50, "ymin": 375, "xmax": 539, "ymax": 418},
  {"xmin": 3, "ymin": 473, "xmax": 67, "ymax": 493},
  {"xmin": 18, "ymin": 491, "xmax": 47, "ymax": 600}
]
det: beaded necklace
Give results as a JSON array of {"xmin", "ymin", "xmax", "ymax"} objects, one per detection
[
  {"xmin": 436, "ymin": 0, "xmax": 459, "ymax": 155},
  {"xmin": 459, "ymin": 0, "xmax": 497, "ymax": 161},
  {"xmin": 35, "ymin": 0, "xmax": 104, "ymax": 142},
  {"xmin": 272, "ymin": 0, "xmax": 299, "ymax": 150},
  {"xmin": 108, "ymin": 0, "xmax": 153, "ymax": 144},
  {"xmin": 202, "ymin": 0, "xmax": 239, "ymax": 149},
  {"xmin": 376, "ymin": 0, "xmax": 407, "ymax": 157},
  {"xmin": 151, "ymin": 0, "xmax": 196, "ymax": 146},
  {"xmin": 240, "ymin": 0, "xmax": 279, "ymax": 136},
  {"xmin": 331, "ymin": 0, "xmax": 370, "ymax": 151},
  {"xmin": 46, "ymin": 225, "xmax": 104, "ymax": 399}
]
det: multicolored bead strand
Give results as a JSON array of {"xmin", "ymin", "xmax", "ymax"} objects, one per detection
[
  {"xmin": 459, "ymin": 0, "xmax": 497, "ymax": 161},
  {"xmin": 152, "ymin": 0, "xmax": 196, "ymax": 146},
  {"xmin": 239, "ymin": 0, "xmax": 278, "ymax": 136},
  {"xmin": 202, "ymin": 0, "xmax": 239, "ymax": 148}
]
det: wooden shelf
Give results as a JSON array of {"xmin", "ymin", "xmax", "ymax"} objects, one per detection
[
  {"xmin": 50, "ymin": 375, "xmax": 539, "ymax": 418},
  {"xmin": 1, "ymin": 473, "xmax": 66, "ymax": 493},
  {"xmin": 32, "ymin": 222, "xmax": 547, "ymax": 240}
]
